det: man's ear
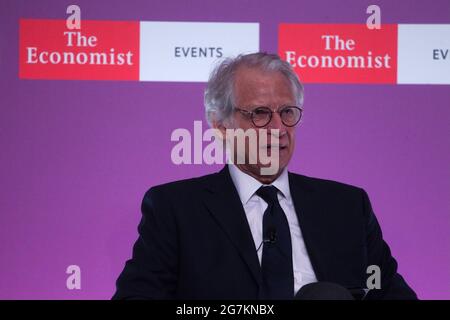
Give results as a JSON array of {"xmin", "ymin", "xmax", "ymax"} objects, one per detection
[{"xmin": 211, "ymin": 118, "xmax": 228, "ymax": 141}]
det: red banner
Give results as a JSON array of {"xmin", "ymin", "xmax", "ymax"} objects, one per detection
[
  {"xmin": 19, "ymin": 19, "xmax": 140, "ymax": 80},
  {"xmin": 279, "ymin": 24, "xmax": 398, "ymax": 84}
]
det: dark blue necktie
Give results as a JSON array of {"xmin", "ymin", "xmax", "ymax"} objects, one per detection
[{"xmin": 256, "ymin": 185, "xmax": 294, "ymax": 299}]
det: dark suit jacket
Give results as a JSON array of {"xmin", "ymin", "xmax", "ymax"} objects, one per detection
[{"xmin": 113, "ymin": 166, "xmax": 417, "ymax": 300}]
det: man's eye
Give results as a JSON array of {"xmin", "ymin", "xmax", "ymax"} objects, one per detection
[
  {"xmin": 282, "ymin": 108, "xmax": 294, "ymax": 115},
  {"xmin": 253, "ymin": 108, "xmax": 270, "ymax": 115}
]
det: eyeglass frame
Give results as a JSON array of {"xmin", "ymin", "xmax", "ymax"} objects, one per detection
[{"xmin": 233, "ymin": 105, "xmax": 303, "ymax": 128}]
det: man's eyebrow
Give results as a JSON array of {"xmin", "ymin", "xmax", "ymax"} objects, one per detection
[{"xmin": 245, "ymin": 103, "xmax": 297, "ymax": 109}]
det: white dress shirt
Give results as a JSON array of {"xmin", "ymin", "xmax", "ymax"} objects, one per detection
[{"xmin": 228, "ymin": 164, "xmax": 317, "ymax": 294}]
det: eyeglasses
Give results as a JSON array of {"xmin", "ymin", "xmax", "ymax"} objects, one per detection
[{"xmin": 234, "ymin": 106, "xmax": 303, "ymax": 128}]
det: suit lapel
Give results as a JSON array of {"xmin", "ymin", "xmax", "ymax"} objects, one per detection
[
  {"xmin": 202, "ymin": 166, "xmax": 261, "ymax": 286},
  {"xmin": 289, "ymin": 173, "xmax": 366, "ymax": 288},
  {"xmin": 288, "ymin": 173, "xmax": 328, "ymax": 281}
]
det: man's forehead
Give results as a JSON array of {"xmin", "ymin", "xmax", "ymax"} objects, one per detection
[
  {"xmin": 234, "ymin": 66, "xmax": 284, "ymax": 82},
  {"xmin": 233, "ymin": 67, "xmax": 295, "ymax": 102}
]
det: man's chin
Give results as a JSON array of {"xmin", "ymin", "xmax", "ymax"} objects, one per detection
[{"xmin": 256, "ymin": 160, "xmax": 288, "ymax": 178}]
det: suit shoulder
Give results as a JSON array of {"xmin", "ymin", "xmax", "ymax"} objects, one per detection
[
  {"xmin": 289, "ymin": 172, "xmax": 364, "ymax": 195},
  {"xmin": 143, "ymin": 171, "xmax": 217, "ymax": 197}
]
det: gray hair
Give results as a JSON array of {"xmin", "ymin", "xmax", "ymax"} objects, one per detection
[{"xmin": 204, "ymin": 52, "xmax": 304, "ymax": 126}]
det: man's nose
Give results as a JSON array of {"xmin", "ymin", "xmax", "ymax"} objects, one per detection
[{"xmin": 266, "ymin": 111, "xmax": 286, "ymax": 134}]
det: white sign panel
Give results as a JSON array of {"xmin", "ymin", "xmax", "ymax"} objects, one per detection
[
  {"xmin": 140, "ymin": 21, "xmax": 259, "ymax": 82},
  {"xmin": 398, "ymin": 24, "xmax": 450, "ymax": 85}
]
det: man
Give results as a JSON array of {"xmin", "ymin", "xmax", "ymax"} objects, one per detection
[{"xmin": 113, "ymin": 52, "xmax": 416, "ymax": 300}]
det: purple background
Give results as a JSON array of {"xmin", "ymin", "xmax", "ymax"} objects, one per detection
[{"xmin": 0, "ymin": 0, "xmax": 449, "ymax": 299}]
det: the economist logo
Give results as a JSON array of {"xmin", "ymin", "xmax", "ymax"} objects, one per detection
[
  {"xmin": 279, "ymin": 24, "xmax": 398, "ymax": 84},
  {"xmin": 19, "ymin": 19, "xmax": 139, "ymax": 80}
]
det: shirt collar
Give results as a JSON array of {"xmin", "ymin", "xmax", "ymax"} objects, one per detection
[{"xmin": 228, "ymin": 164, "xmax": 291, "ymax": 205}]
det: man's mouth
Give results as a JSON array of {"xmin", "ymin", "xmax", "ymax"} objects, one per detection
[{"xmin": 264, "ymin": 145, "xmax": 288, "ymax": 151}]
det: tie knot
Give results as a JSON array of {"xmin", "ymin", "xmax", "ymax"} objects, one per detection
[{"xmin": 256, "ymin": 185, "xmax": 279, "ymax": 204}]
